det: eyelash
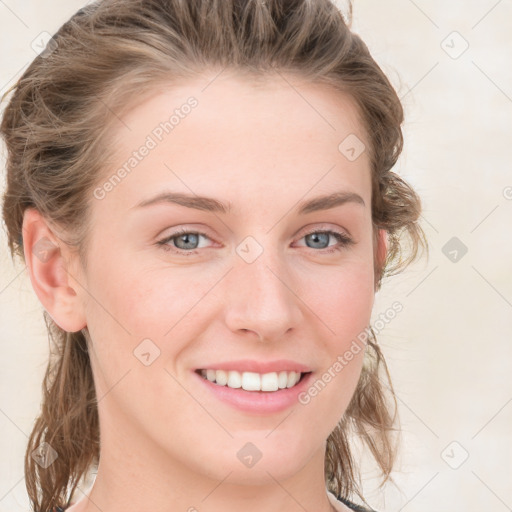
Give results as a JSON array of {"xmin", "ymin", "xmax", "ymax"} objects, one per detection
[{"xmin": 156, "ymin": 227, "xmax": 354, "ymax": 256}]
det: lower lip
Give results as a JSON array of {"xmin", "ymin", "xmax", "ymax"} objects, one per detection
[{"xmin": 193, "ymin": 370, "xmax": 314, "ymax": 414}]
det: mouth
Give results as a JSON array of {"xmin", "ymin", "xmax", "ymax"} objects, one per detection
[{"xmin": 194, "ymin": 368, "xmax": 312, "ymax": 393}]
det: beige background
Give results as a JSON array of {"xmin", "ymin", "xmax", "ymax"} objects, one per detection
[{"xmin": 1, "ymin": 1, "xmax": 511, "ymax": 511}]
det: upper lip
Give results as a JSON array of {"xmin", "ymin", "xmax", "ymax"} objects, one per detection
[{"xmin": 195, "ymin": 359, "xmax": 313, "ymax": 374}]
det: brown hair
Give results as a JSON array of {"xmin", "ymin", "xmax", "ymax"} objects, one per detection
[{"xmin": 0, "ymin": 0, "xmax": 427, "ymax": 510}]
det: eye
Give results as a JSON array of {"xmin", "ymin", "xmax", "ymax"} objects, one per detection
[
  {"xmin": 156, "ymin": 228, "xmax": 214, "ymax": 255},
  {"xmin": 296, "ymin": 229, "xmax": 354, "ymax": 254},
  {"xmin": 156, "ymin": 227, "xmax": 354, "ymax": 256}
]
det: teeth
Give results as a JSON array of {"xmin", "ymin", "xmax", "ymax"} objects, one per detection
[
  {"xmin": 227, "ymin": 371, "xmax": 242, "ymax": 389},
  {"xmin": 199, "ymin": 369, "xmax": 303, "ymax": 392},
  {"xmin": 278, "ymin": 371, "xmax": 288, "ymax": 389}
]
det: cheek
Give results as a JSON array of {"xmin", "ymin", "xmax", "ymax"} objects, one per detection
[
  {"xmin": 300, "ymin": 252, "xmax": 376, "ymax": 339},
  {"xmin": 315, "ymin": 268, "xmax": 373, "ymax": 384},
  {"xmin": 79, "ymin": 253, "xmax": 174, "ymax": 380},
  {"xmin": 298, "ymin": 252, "xmax": 374, "ymax": 397},
  {"xmin": 86, "ymin": 253, "xmax": 195, "ymax": 336},
  {"xmin": 82, "ymin": 257, "xmax": 200, "ymax": 422}
]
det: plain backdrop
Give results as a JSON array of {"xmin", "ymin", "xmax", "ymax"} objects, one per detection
[{"xmin": 1, "ymin": 1, "xmax": 511, "ymax": 511}]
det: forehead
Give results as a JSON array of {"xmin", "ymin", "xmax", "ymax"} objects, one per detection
[{"xmin": 95, "ymin": 72, "xmax": 371, "ymax": 217}]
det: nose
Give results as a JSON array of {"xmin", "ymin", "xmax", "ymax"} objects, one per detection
[{"xmin": 223, "ymin": 250, "xmax": 303, "ymax": 342}]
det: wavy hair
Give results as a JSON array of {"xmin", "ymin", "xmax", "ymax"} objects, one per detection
[{"xmin": 0, "ymin": 0, "xmax": 427, "ymax": 510}]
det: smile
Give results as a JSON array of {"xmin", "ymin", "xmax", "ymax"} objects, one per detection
[{"xmin": 196, "ymin": 369, "xmax": 310, "ymax": 392}]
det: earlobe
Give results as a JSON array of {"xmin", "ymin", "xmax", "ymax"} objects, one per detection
[{"xmin": 22, "ymin": 208, "xmax": 87, "ymax": 333}]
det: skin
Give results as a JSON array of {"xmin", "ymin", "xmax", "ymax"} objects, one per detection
[{"xmin": 22, "ymin": 71, "xmax": 387, "ymax": 512}]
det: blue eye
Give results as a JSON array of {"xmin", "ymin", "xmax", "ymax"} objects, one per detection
[
  {"xmin": 156, "ymin": 228, "xmax": 354, "ymax": 255},
  {"xmin": 300, "ymin": 229, "xmax": 354, "ymax": 253},
  {"xmin": 156, "ymin": 228, "xmax": 211, "ymax": 255}
]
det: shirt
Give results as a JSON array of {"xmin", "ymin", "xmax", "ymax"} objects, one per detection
[{"xmin": 327, "ymin": 491, "xmax": 377, "ymax": 512}]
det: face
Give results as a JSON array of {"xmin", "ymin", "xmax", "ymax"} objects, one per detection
[{"xmin": 74, "ymin": 71, "xmax": 381, "ymax": 486}]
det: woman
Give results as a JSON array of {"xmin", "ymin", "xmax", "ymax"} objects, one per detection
[{"xmin": 0, "ymin": 1, "xmax": 426, "ymax": 511}]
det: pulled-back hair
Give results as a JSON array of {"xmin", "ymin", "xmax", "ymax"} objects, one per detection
[{"xmin": 0, "ymin": 1, "xmax": 427, "ymax": 510}]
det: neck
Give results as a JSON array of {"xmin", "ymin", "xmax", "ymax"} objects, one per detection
[{"xmin": 72, "ymin": 418, "xmax": 336, "ymax": 512}]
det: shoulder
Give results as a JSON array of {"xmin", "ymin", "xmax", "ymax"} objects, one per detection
[{"xmin": 327, "ymin": 490, "xmax": 378, "ymax": 512}]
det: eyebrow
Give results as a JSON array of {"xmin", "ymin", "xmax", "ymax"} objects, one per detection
[{"xmin": 131, "ymin": 190, "xmax": 365, "ymax": 214}]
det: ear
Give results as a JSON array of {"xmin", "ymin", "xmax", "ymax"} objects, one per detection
[
  {"xmin": 374, "ymin": 228, "xmax": 388, "ymax": 290},
  {"xmin": 376, "ymin": 228, "xmax": 388, "ymax": 268},
  {"xmin": 21, "ymin": 208, "xmax": 87, "ymax": 333}
]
